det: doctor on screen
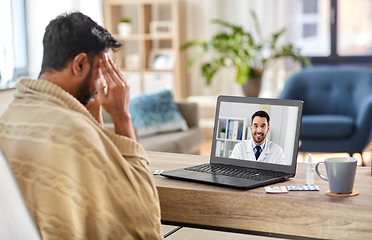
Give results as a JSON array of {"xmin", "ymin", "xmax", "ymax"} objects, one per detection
[{"xmin": 230, "ymin": 110, "xmax": 286, "ymax": 165}]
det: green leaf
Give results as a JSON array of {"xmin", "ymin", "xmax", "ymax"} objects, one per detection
[
  {"xmin": 180, "ymin": 40, "xmax": 199, "ymax": 50},
  {"xmin": 182, "ymin": 11, "xmax": 311, "ymax": 86},
  {"xmin": 200, "ymin": 58, "xmax": 226, "ymax": 85},
  {"xmin": 235, "ymin": 63, "xmax": 250, "ymax": 84},
  {"xmin": 187, "ymin": 47, "xmax": 204, "ymax": 69},
  {"xmin": 270, "ymin": 28, "xmax": 286, "ymax": 49},
  {"xmin": 250, "ymin": 10, "xmax": 263, "ymax": 43}
]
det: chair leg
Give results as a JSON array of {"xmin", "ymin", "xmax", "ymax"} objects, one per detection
[
  {"xmin": 299, "ymin": 152, "xmax": 307, "ymax": 163},
  {"xmin": 351, "ymin": 153, "xmax": 364, "ymax": 166},
  {"xmin": 164, "ymin": 226, "xmax": 183, "ymax": 238},
  {"xmin": 360, "ymin": 153, "xmax": 365, "ymax": 167}
]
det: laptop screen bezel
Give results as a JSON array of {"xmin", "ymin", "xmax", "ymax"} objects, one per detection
[{"xmin": 210, "ymin": 95, "xmax": 303, "ymax": 175}]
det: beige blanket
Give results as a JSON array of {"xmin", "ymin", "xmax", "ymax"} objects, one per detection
[{"xmin": 0, "ymin": 79, "xmax": 163, "ymax": 240}]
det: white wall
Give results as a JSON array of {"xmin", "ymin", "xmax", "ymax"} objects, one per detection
[
  {"xmin": 25, "ymin": 0, "xmax": 103, "ymax": 78},
  {"xmin": 183, "ymin": 0, "xmax": 301, "ymax": 98},
  {"xmin": 0, "ymin": 89, "xmax": 16, "ymax": 117},
  {"xmin": 0, "ymin": 0, "xmax": 103, "ymax": 115},
  {"xmin": 1, "ymin": 0, "xmax": 302, "ymax": 113}
]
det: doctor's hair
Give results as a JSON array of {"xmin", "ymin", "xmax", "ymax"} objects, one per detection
[
  {"xmin": 39, "ymin": 12, "xmax": 122, "ymax": 75},
  {"xmin": 251, "ymin": 110, "xmax": 270, "ymax": 125}
]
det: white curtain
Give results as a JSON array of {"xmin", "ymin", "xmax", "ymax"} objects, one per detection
[
  {"xmin": 0, "ymin": 0, "xmax": 15, "ymax": 85},
  {"xmin": 184, "ymin": 0, "xmax": 302, "ymax": 98}
]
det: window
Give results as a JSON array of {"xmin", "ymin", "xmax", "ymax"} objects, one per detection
[
  {"xmin": 0, "ymin": 0, "xmax": 28, "ymax": 89},
  {"xmin": 288, "ymin": 0, "xmax": 372, "ymax": 65},
  {"xmin": 337, "ymin": 0, "xmax": 372, "ymax": 56},
  {"xmin": 303, "ymin": 0, "xmax": 318, "ymax": 14},
  {"xmin": 303, "ymin": 23, "xmax": 317, "ymax": 38},
  {"xmin": 287, "ymin": 0, "xmax": 331, "ymax": 57}
]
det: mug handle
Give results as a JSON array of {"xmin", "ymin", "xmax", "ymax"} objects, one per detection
[{"xmin": 315, "ymin": 162, "xmax": 328, "ymax": 181}]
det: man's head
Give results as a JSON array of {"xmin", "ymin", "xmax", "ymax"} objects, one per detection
[
  {"xmin": 250, "ymin": 110, "xmax": 270, "ymax": 145},
  {"xmin": 39, "ymin": 12, "xmax": 122, "ymax": 105}
]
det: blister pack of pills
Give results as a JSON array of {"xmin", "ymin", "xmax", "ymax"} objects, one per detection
[
  {"xmin": 287, "ymin": 185, "xmax": 319, "ymax": 191},
  {"xmin": 264, "ymin": 186, "xmax": 288, "ymax": 194},
  {"xmin": 153, "ymin": 169, "xmax": 165, "ymax": 175}
]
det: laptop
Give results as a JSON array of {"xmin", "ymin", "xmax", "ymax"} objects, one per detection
[{"xmin": 161, "ymin": 95, "xmax": 303, "ymax": 189}]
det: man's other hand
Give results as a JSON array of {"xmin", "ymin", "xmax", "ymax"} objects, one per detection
[
  {"xmin": 95, "ymin": 53, "xmax": 136, "ymax": 140},
  {"xmin": 86, "ymin": 96, "xmax": 104, "ymax": 126}
]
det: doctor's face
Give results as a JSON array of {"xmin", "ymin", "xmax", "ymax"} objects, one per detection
[{"xmin": 250, "ymin": 116, "xmax": 270, "ymax": 145}]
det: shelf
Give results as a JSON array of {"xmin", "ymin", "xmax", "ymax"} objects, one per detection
[
  {"xmin": 144, "ymin": 34, "xmax": 174, "ymax": 40},
  {"xmin": 145, "ymin": 68, "xmax": 174, "ymax": 72},
  {"xmin": 104, "ymin": 0, "xmax": 187, "ymax": 99},
  {"xmin": 216, "ymin": 138, "xmax": 241, "ymax": 142},
  {"xmin": 215, "ymin": 117, "xmax": 247, "ymax": 158},
  {"xmin": 113, "ymin": 34, "xmax": 174, "ymax": 41},
  {"xmin": 119, "ymin": 68, "xmax": 143, "ymax": 72},
  {"xmin": 113, "ymin": 34, "xmax": 143, "ymax": 40},
  {"xmin": 119, "ymin": 68, "xmax": 175, "ymax": 72},
  {"xmin": 225, "ymin": 139, "xmax": 242, "ymax": 142}
]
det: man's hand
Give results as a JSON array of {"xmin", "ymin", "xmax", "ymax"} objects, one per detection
[
  {"xmin": 86, "ymin": 96, "xmax": 104, "ymax": 126},
  {"xmin": 95, "ymin": 53, "xmax": 137, "ymax": 140}
]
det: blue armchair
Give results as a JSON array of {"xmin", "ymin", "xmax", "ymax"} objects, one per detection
[{"xmin": 278, "ymin": 67, "xmax": 372, "ymax": 164}]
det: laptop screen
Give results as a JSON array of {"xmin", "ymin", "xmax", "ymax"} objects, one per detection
[{"xmin": 210, "ymin": 96, "xmax": 303, "ymax": 174}]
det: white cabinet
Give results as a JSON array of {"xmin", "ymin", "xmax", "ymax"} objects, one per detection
[
  {"xmin": 215, "ymin": 117, "xmax": 247, "ymax": 158},
  {"xmin": 104, "ymin": 0, "xmax": 187, "ymax": 99},
  {"xmin": 121, "ymin": 71, "xmax": 141, "ymax": 96},
  {"xmin": 143, "ymin": 72, "xmax": 174, "ymax": 93}
]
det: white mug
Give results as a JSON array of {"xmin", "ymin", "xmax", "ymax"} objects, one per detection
[{"xmin": 315, "ymin": 157, "xmax": 357, "ymax": 194}]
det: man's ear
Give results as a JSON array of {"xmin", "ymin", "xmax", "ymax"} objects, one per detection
[{"xmin": 72, "ymin": 53, "xmax": 89, "ymax": 76}]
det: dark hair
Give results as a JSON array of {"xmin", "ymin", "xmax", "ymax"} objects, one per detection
[
  {"xmin": 39, "ymin": 12, "xmax": 122, "ymax": 75},
  {"xmin": 251, "ymin": 110, "xmax": 270, "ymax": 125}
]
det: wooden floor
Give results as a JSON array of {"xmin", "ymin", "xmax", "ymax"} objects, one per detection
[{"xmin": 199, "ymin": 139, "xmax": 372, "ymax": 167}]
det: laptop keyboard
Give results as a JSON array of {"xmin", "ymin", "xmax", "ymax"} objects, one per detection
[{"xmin": 185, "ymin": 164, "xmax": 286, "ymax": 181}]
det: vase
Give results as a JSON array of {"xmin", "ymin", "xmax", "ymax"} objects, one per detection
[
  {"xmin": 242, "ymin": 77, "xmax": 262, "ymax": 98},
  {"xmin": 117, "ymin": 22, "xmax": 131, "ymax": 37}
]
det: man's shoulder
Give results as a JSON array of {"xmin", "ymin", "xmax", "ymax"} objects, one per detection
[
  {"xmin": 267, "ymin": 140, "xmax": 284, "ymax": 151},
  {"xmin": 234, "ymin": 140, "xmax": 250, "ymax": 150},
  {"xmin": 3, "ymin": 101, "xmax": 96, "ymax": 135},
  {"xmin": 267, "ymin": 140, "xmax": 278, "ymax": 146},
  {"xmin": 236, "ymin": 139, "xmax": 249, "ymax": 146}
]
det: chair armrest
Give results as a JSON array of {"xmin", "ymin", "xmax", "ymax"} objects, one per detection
[
  {"xmin": 102, "ymin": 109, "xmax": 113, "ymax": 124},
  {"xmin": 176, "ymin": 101, "xmax": 199, "ymax": 128},
  {"xmin": 356, "ymin": 96, "xmax": 372, "ymax": 128}
]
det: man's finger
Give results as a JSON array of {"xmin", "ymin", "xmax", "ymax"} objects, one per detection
[
  {"xmin": 95, "ymin": 77, "xmax": 107, "ymax": 105},
  {"xmin": 100, "ymin": 59, "xmax": 116, "ymax": 87},
  {"xmin": 107, "ymin": 57, "xmax": 128, "ymax": 86}
]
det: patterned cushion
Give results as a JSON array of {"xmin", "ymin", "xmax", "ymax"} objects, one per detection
[{"xmin": 129, "ymin": 90, "xmax": 189, "ymax": 137}]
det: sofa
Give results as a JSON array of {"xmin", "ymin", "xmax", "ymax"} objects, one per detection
[
  {"xmin": 102, "ymin": 95, "xmax": 204, "ymax": 155},
  {"xmin": 278, "ymin": 67, "xmax": 372, "ymax": 164}
]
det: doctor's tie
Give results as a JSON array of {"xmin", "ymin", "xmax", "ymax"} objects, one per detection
[{"xmin": 254, "ymin": 146, "xmax": 262, "ymax": 160}]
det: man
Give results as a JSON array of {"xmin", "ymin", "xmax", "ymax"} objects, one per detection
[
  {"xmin": 230, "ymin": 110, "xmax": 286, "ymax": 165},
  {"xmin": 0, "ymin": 12, "xmax": 163, "ymax": 239}
]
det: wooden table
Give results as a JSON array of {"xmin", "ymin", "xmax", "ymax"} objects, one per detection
[{"xmin": 147, "ymin": 151, "xmax": 372, "ymax": 240}]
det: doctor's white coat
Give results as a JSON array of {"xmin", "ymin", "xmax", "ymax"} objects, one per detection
[{"xmin": 230, "ymin": 138, "xmax": 286, "ymax": 165}]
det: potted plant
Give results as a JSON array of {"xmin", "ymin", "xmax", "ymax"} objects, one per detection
[
  {"xmin": 220, "ymin": 127, "xmax": 226, "ymax": 139},
  {"xmin": 181, "ymin": 10, "xmax": 311, "ymax": 97},
  {"xmin": 117, "ymin": 17, "xmax": 132, "ymax": 38}
]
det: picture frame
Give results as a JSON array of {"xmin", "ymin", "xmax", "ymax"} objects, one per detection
[
  {"xmin": 125, "ymin": 54, "xmax": 140, "ymax": 69},
  {"xmin": 148, "ymin": 48, "xmax": 174, "ymax": 70},
  {"xmin": 149, "ymin": 21, "xmax": 173, "ymax": 34}
]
